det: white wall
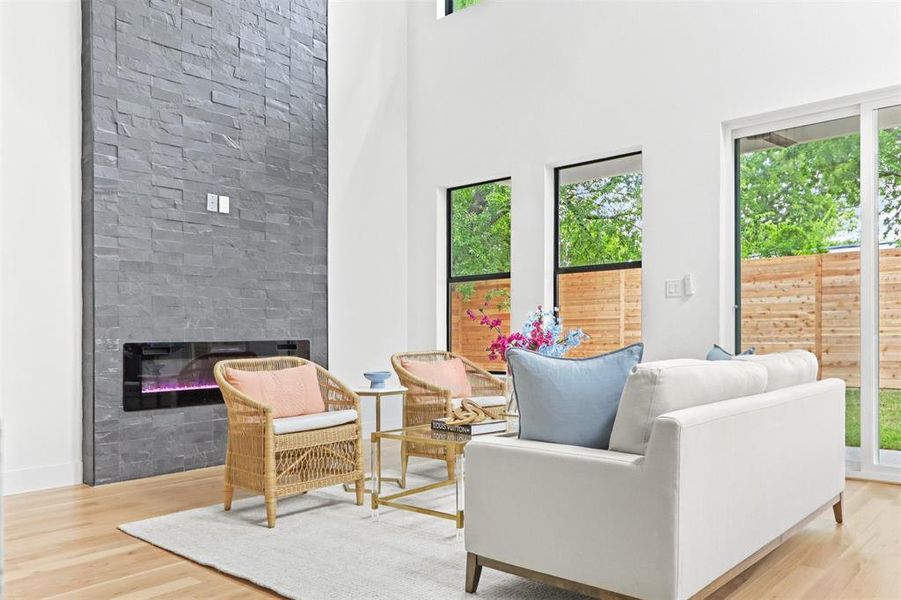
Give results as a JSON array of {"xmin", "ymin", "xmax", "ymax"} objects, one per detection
[
  {"xmin": 0, "ymin": 0, "xmax": 82, "ymax": 494},
  {"xmin": 402, "ymin": 0, "xmax": 901, "ymax": 360},
  {"xmin": 328, "ymin": 1, "xmax": 409, "ymax": 432}
]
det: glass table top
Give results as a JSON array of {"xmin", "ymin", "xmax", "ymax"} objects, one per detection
[{"xmin": 373, "ymin": 423, "xmax": 513, "ymax": 448}]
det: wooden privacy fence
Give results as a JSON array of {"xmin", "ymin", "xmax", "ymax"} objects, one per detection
[
  {"xmin": 449, "ymin": 279, "xmax": 512, "ymax": 373},
  {"xmin": 741, "ymin": 252, "xmax": 859, "ymax": 386},
  {"xmin": 449, "ymin": 270, "xmax": 642, "ymax": 371},
  {"xmin": 741, "ymin": 249, "xmax": 901, "ymax": 389},
  {"xmin": 451, "ymin": 249, "xmax": 901, "ymax": 387}
]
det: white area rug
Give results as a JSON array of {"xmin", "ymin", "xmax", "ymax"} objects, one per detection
[{"xmin": 120, "ymin": 463, "xmax": 584, "ymax": 599}]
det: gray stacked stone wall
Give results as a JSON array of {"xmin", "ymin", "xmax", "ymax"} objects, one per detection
[{"xmin": 81, "ymin": 0, "xmax": 328, "ymax": 484}]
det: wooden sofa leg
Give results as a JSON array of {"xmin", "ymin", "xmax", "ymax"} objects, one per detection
[
  {"xmin": 224, "ymin": 484, "xmax": 234, "ymax": 511},
  {"xmin": 833, "ymin": 495, "xmax": 843, "ymax": 524},
  {"xmin": 465, "ymin": 553, "xmax": 482, "ymax": 593}
]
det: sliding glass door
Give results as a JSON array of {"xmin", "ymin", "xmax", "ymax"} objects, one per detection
[
  {"xmin": 877, "ymin": 105, "xmax": 901, "ymax": 468},
  {"xmin": 735, "ymin": 116, "xmax": 862, "ymax": 450},
  {"xmin": 734, "ymin": 93, "xmax": 901, "ymax": 480}
]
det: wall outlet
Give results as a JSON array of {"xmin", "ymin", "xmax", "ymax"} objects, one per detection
[
  {"xmin": 218, "ymin": 195, "xmax": 230, "ymax": 214},
  {"xmin": 206, "ymin": 193, "xmax": 219, "ymax": 212},
  {"xmin": 665, "ymin": 278, "xmax": 683, "ymax": 298}
]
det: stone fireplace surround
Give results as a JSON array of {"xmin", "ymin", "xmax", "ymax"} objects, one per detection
[{"xmin": 81, "ymin": 0, "xmax": 328, "ymax": 485}]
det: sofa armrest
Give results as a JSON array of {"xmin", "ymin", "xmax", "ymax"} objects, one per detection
[
  {"xmin": 653, "ymin": 378, "xmax": 846, "ymax": 598},
  {"xmin": 465, "ymin": 435, "xmax": 679, "ymax": 599}
]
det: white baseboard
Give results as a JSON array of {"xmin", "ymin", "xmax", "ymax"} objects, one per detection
[{"xmin": 3, "ymin": 461, "xmax": 83, "ymax": 495}]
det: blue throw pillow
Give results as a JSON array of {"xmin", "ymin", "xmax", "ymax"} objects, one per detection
[
  {"xmin": 507, "ymin": 343, "xmax": 643, "ymax": 449},
  {"xmin": 706, "ymin": 344, "xmax": 755, "ymax": 361}
]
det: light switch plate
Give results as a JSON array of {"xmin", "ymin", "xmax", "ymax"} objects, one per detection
[
  {"xmin": 683, "ymin": 273, "xmax": 695, "ymax": 296},
  {"xmin": 665, "ymin": 279, "xmax": 683, "ymax": 298},
  {"xmin": 218, "ymin": 195, "xmax": 230, "ymax": 214},
  {"xmin": 206, "ymin": 193, "xmax": 218, "ymax": 212}
]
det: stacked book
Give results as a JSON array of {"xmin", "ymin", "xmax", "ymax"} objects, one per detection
[{"xmin": 431, "ymin": 417, "xmax": 507, "ymax": 435}]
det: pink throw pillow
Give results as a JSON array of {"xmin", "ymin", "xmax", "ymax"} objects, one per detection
[
  {"xmin": 402, "ymin": 357, "xmax": 472, "ymax": 397},
  {"xmin": 224, "ymin": 363, "xmax": 326, "ymax": 419}
]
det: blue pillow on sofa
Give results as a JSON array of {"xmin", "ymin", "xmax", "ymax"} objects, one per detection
[
  {"xmin": 507, "ymin": 343, "xmax": 643, "ymax": 449},
  {"xmin": 706, "ymin": 344, "xmax": 755, "ymax": 361}
]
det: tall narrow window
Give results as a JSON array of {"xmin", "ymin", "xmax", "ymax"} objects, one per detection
[
  {"xmin": 554, "ymin": 153, "xmax": 642, "ymax": 357},
  {"xmin": 735, "ymin": 115, "xmax": 861, "ymax": 449},
  {"xmin": 447, "ymin": 178, "xmax": 511, "ymax": 373}
]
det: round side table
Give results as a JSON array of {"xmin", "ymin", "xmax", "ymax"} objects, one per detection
[{"xmin": 343, "ymin": 385, "xmax": 407, "ymax": 493}]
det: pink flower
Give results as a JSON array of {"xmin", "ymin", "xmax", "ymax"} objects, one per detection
[{"xmin": 466, "ymin": 304, "xmax": 586, "ymax": 362}]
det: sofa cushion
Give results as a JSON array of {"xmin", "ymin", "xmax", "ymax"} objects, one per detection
[
  {"xmin": 224, "ymin": 363, "xmax": 325, "ymax": 418},
  {"xmin": 401, "ymin": 357, "xmax": 472, "ymax": 397},
  {"xmin": 733, "ymin": 350, "xmax": 818, "ymax": 391},
  {"xmin": 507, "ymin": 343, "xmax": 644, "ymax": 449},
  {"xmin": 706, "ymin": 344, "xmax": 755, "ymax": 361},
  {"xmin": 272, "ymin": 409, "xmax": 358, "ymax": 435},
  {"xmin": 452, "ymin": 395, "xmax": 505, "ymax": 409},
  {"xmin": 608, "ymin": 359, "xmax": 768, "ymax": 455}
]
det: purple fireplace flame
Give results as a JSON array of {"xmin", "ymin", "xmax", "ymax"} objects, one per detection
[{"xmin": 141, "ymin": 381, "xmax": 219, "ymax": 394}]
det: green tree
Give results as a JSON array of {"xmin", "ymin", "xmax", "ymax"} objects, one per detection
[
  {"xmin": 738, "ymin": 134, "xmax": 861, "ymax": 258},
  {"xmin": 878, "ymin": 126, "xmax": 901, "ymax": 243},
  {"xmin": 453, "ymin": 0, "xmax": 481, "ymax": 10},
  {"xmin": 450, "ymin": 181, "xmax": 511, "ymax": 276},
  {"xmin": 739, "ymin": 128, "xmax": 901, "ymax": 258},
  {"xmin": 558, "ymin": 174, "xmax": 642, "ymax": 267}
]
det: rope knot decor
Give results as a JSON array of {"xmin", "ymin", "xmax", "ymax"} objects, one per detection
[{"xmin": 446, "ymin": 398, "xmax": 494, "ymax": 426}]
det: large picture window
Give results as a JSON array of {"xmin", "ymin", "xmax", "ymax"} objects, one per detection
[
  {"xmin": 554, "ymin": 153, "xmax": 643, "ymax": 357},
  {"xmin": 447, "ymin": 178, "xmax": 511, "ymax": 372}
]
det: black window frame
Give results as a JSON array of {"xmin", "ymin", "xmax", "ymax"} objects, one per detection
[
  {"xmin": 446, "ymin": 176, "xmax": 512, "ymax": 370},
  {"xmin": 445, "ymin": 0, "xmax": 476, "ymax": 16},
  {"xmin": 552, "ymin": 151, "xmax": 644, "ymax": 309}
]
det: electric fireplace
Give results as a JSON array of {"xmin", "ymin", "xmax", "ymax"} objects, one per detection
[{"xmin": 122, "ymin": 340, "xmax": 310, "ymax": 411}]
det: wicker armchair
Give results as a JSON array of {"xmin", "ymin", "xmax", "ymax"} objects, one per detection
[
  {"xmin": 391, "ymin": 351, "xmax": 505, "ymax": 484},
  {"xmin": 213, "ymin": 357, "xmax": 364, "ymax": 528}
]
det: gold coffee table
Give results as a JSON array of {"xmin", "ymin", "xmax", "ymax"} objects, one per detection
[{"xmin": 370, "ymin": 424, "xmax": 509, "ymax": 534}]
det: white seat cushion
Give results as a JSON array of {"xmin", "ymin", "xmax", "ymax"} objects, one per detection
[
  {"xmin": 272, "ymin": 409, "xmax": 358, "ymax": 435},
  {"xmin": 733, "ymin": 350, "xmax": 818, "ymax": 392},
  {"xmin": 452, "ymin": 395, "xmax": 506, "ymax": 409},
  {"xmin": 608, "ymin": 359, "xmax": 768, "ymax": 455}
]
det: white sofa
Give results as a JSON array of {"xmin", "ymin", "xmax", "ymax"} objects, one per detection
[{"xmin": 464, "ymin": 356, "xmax": 844, "ymax": 600}]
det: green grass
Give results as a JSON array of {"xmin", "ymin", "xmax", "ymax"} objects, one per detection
[{"xmin": 845, "ymin": 388, "xmax": 901, "ymax": 450}]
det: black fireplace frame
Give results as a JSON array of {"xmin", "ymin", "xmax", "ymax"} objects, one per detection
[{"xmin": 122, "ymin": 340, "xmax": 311, "ymax": 412}]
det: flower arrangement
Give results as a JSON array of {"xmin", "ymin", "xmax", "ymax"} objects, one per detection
[{"xmin": 466, "ymin": 305, "xmax": 589, "ymax": 362}]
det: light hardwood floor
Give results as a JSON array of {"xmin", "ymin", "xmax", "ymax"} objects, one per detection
[{"xmin": 4, "ymin": 468, "xmax": 900, "ymax": 599}]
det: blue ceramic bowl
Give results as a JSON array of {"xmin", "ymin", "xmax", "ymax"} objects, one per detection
[{"xmin": 363, "ymin": 370, "xmax": 391, "ymax": 389}]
